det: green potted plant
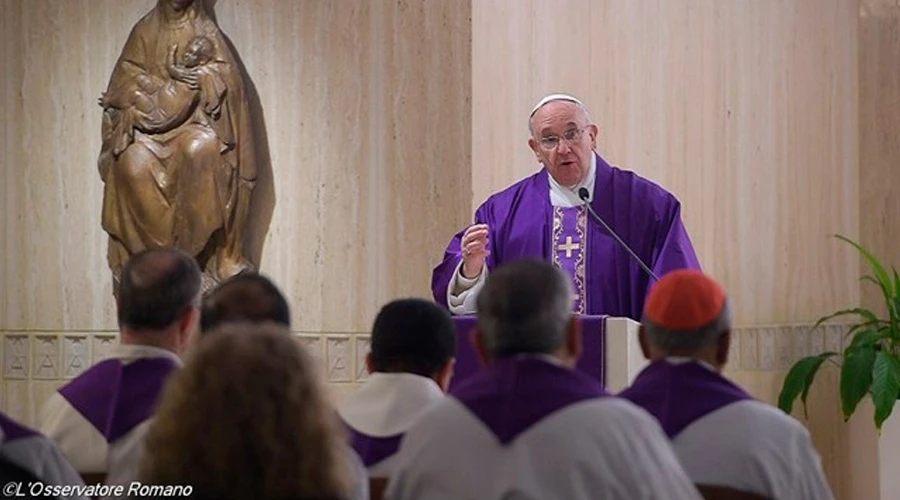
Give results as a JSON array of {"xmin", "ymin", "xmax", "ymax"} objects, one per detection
[{"xmin": 778, "ymin": 235, "xmax": 900, "ymax": 430}]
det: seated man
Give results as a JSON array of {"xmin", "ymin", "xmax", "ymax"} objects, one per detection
[
  {"xmin": 338, "ymin": 299, "xmax": 455, "ymax": 481},
  {"xmin": 39, "ymin": 248, "xmax": 201, "ymax": 485},
  {"xmin": 619, "ymin": 270, "xmax": 834, "ymax": 500},
  {"xmin": 0, "ymin": 411, "xmax": 87, "ymax": 499},
  {"xmin": 386, "ymin": 260, "xmax": 701, "ymax": 500},
  {"xmin": 200, "ymin": 272, "xmax": 291, "ymax": 333}
]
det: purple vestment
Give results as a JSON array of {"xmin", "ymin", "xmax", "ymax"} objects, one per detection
[
  {"xmin": 0, "ymin": 412, "xmax": 39, "ymax": 443},
  {"xmin": 58, "ymin": 357, "xmax": 178, "ymax": 442},
  {"xmin": 344, "ymin": 425, "xmax": 403, "ymax": 467},
  {"xmin": 432, "ymin": 153, "xmax": 701, "ymax": 320},
  {"xmin": 452, "ymin": 357, "xmax": 608, "ymax": 444},
  {"xmin": 619, "ymin": 360, "xmax": 753, "ymax": 438}
]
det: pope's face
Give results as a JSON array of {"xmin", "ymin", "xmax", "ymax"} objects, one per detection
[{"xmin": 528, "ymin": 101, "xmax": 598, "ymax": 189}]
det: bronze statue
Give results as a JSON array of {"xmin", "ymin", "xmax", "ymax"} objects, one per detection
[{"xmin": 98, "ymin": 0, "xmax": 259, "ymax": 291}]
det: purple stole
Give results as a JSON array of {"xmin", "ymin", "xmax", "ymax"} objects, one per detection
[
  {"xmin": 553, "ymin": 206, "xmax": 588, "ymax": 314},
  {"xmin": 0, "ymin": 412, "xmax": 39, "ymax": 443},
  {"xmin": 619, "ymin": 361, "xmax": 753, "ymax": 438},
  {"xmin": 58, "ymin": 357, "xmax": 178, "ymax": 442},
  {"xmin": 344, "ymin": 425, "xmax": 403, "ymax": 468},
  {"xmin": 452, "ymin": 357, "xmax": 608, "ymax": 444}
]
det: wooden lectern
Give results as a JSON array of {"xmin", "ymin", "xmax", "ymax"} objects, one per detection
[{"xmin": 450, "ymin": 315, "xmax": 647, "ymax": 392}]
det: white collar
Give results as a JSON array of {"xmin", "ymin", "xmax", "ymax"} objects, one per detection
[
  {"xmin": 664, "ymin": 356, "xmax": 718, "ymax": 373},
  {"xmin": 548, "ymin": 152, "xmax": 597, "ymax": 207},
  {"xmin": 338, "ymin": 372, "xmax": 445, "ymax": 437},
  {"xmin": 108, "ymin": 343, "xmax": 183, "ymax": 367},
  {"xmin": 508, "ymin": 353, "xmax": 567, "ymax": 367}
]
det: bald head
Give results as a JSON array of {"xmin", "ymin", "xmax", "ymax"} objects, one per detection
[
  {"xmin": 117, "ymin": 248, "xmax": 201, "ymax": 332},
  {"xmin": 201, "ymin": 273, "xmax": 291, "ymax": 333},
  {"xmin": 476, "ymin": 260, "xmax": 573, "ymax": 358}
]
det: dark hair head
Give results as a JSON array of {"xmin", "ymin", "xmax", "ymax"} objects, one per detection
[
  {"xmin": 369, "ymin": 298, "xmax": 456, "ymax": 377},
  {"xmin": 117, "ymin": 248, "xmax": 202, "ymax": 332},
  {"xmin": 201, "ymin": 273, "xmax": 290, "ymax": 334},
  {"xmin": 476, "ymin": 259, "xmax": 572, "ymax": 358}
]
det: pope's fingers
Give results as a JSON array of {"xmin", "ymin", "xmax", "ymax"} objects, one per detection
[
  {"xmin": 462, "ymin": 228, "xmax": 489, "ymax": 243},
  {"xmin": 463, "ymin": 224, "xmax": 489, "ymax": 237}
]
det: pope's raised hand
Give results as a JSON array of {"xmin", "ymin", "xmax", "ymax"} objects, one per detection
[{"xmin": 460, "ymin": 224, "xmax": 490, "ymax": 279}]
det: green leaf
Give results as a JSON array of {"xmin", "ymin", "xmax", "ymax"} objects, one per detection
[
  {"xmin": 843, "ymin": 320, "xmax": 888, "ymax": 341},
  {"xmin": 778, "ymin": 353, "xmax": 837, "ymax": 415},
  {"xmin": 894, "ymin": 268, "xmax": 900, "ymax": 297},
  {"xmin": 893, "ymin": 292, "xmax": 900, "ymax": 340},
  {"xmin": 814, "ymin": 307, "xmax": 881, "ymax": 331},
  {"xmin": 861, "ymin": 275, "xmax": 880, "ymax": 288},
  {"xmin": 841, "ymin": 346, "xmax": 878, "ymax": 419},
  {"xmin": 871, "ymin": 351, "xmax": 900, "ymax": 430},
  {"xmin": 837, "ymin": 235, "xmax": 893, "ymax": 294},
  {"xmin": 847, "ymin": 328, "xmax": 890, "ymax": 350}
]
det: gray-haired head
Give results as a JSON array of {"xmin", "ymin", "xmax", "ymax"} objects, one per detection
[
  {"xmin": 640, "ymin": 269, "xmax": 733, "ymax": 367},
  {"xmin": 643, "ymin": 301, "xmax": 732, "ymax": 355},
  {"xmin": 476, "ymin": 260, "xmax": 573, "ymax": 358},
  {"xmin": 527, "ymin": 93, "xmax": 593, "ymax": 135}
]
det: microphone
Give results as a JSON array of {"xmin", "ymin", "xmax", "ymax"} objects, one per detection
[{"xmin": 577, "ymin": 187, "xmax": 659, "ymax": 282}]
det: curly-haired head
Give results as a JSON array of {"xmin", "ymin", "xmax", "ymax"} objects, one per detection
[{"xmin": 140, "ymin": 322, "xmax": 350, "ymax": 499}]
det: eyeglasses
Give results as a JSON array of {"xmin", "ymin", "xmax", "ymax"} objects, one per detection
[{"xmin": 537, "ymin": 127, "xmax": 587, "ymax": 151}]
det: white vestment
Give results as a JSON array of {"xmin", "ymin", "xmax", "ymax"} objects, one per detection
[
  {"xmin": 673, "ymin": 400, "xmax": 833, "ymax": 499},
  {"xmin": 386, "ymin": 357, "xmax": 701, "ymax": 500},
  {"xmin": 338, "ymin": 372, "xmax": 445, "ymax": 477},
  {"xmin": 38, "ymin": 344, "xmax": 180, "ymax": 484},
  {"xmin": 620, "ymin": 359, "xmax": 834, "ymax": 500},
  {"xmin": 0, "ymin": 412, "xmax": 88, "ymax": 500}
]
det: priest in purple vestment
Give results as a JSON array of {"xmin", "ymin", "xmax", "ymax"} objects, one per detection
[
  {"xmin": 39, "ymin": 248, "xmax": 202, "ymax": 486},
  {"xmin": 432, "ymin": 94, "xmax": 700, "ymax": 319},
  {"xmin": 619, "ymin": 270, "xmax": 834, "ymax": 500}
]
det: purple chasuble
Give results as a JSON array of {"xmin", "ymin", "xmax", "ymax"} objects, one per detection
[
  {"xmin": 451, "ymin": 357, "xmax": 608, "ymax": 444},
  {"xmin": 343, "ymin": 424, "xmax": 403, "ymax": 467},
  {"xmin": 619, "ymin": 361, "xmax": 753, "ymax": 438},
  {"xmin": 58, "ymin": 357, "xmax": 178, "ymax": 442},
  {"xmin": 431, "ymin": 153, "xmax": 701, "ymax": 320},
  {"xmin": 0, "ymin": 412, "xmax": 39, "ymax": 443}
]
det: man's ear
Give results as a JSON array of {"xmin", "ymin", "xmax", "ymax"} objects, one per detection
[
  {"xmin": 638, "ymin": 325, "xmax": 652, "ymax": 361},
  {"xmin": 472, "ymin": 329, "xmax": 491, "ymax": 367},
  {"xmin": 716, "ymin": 330, "xmax": 732, "ymax": 367},
  {"xmin": 528, "ymin": 137, "xmax": 542, "ymax": 162},
  {"xmin": 365, "ymin": 352, "xmax": 375, "ymax": 375},
  {"xmin": 588, "ymin": 124, "xmax": 599, "ymax": 149},
  {"xmin": 175, "ymin": 305, "xmax": 200, "ymax": 354}
]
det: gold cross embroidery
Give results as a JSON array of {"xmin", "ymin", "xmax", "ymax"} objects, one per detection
[{"xmin": 557, "ymin": 236, "xmax": 581, "ymax": 258}]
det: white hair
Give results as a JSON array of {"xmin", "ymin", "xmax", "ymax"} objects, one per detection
[
  {"xmin": 476, "ymin": 261, "xmax": 573, "ymax": 357},
  {"xmin": 528, "ymin": 93, "xmax": 593, "ymax": 135}
]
